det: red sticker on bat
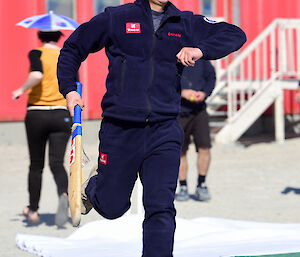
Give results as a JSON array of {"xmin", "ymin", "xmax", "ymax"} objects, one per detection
[
  {"xmin": 100, "ymin": 152, "xmax": 107, "ymax": 165},
  {"xmin": 70, "ymin": 138, "xmax": 75, "ymax": 166},
  {"xmin": 126, "ymin": 23, "xmax": 141, "ymax": 33}
]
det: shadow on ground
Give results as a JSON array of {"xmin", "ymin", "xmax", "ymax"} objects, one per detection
[
  {"xmin": 281, "ymin": 187, "xmax": 300, "ymax": 195},
  {"xmin": 237, "ymin": 133, "xmax": 300, "ymax": 147},
  {"xmin": 175, "ymin": 193, "xmax": 211, "ymax": 202},
  {"xmin": 15, "ymin": 213, "xmax": 72, "ymax": 228}
]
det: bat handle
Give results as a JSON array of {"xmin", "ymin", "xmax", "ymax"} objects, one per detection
[{"xmin": 74, "ymin": 82, "xmax": 83, "ymax": 124}]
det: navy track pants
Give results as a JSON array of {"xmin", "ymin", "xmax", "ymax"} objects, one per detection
[{"xmin": 86, "ymin": 117, "xmax": 184, "ymax": 257}]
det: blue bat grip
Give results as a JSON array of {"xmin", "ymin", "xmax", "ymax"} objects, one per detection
[{"xmin": 73, "ymin": 82, "xmax": 82, "ymax": 124}]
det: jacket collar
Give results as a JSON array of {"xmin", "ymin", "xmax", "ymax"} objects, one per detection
[{"xmin": 135, "ymin": 0, "xmax": 181, "ymax": 18}]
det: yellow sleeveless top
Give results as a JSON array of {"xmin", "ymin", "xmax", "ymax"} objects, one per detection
[{"xmin": 27, "ymin": 47, "xmax": 66, "ymax": 106}]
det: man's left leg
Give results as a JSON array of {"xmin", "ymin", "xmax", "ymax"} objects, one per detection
[
  {"xmin": 193, "ymin": 109, "xmax": 212, "ymax": 201},
  {"xmin": 140, "ymin": 119, "xmax": 183, "ymax": 257},
  {"xmin": 197, "ymin": 147, "xmax": 211, "ymax": 183},
  {"xmin": 195, "ymin": 147, "xmax": 211, "ymax": 200}
]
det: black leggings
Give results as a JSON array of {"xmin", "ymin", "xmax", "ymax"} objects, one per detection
[{"xmin": 25, "ymin": 109, "xmax": 72, "ymax": 211}]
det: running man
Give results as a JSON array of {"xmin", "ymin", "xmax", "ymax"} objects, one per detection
[{"xmin": 57, "ymin": 0, "xmax": 246, "ymax": 256}]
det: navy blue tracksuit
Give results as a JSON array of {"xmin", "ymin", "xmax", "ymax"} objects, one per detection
[
  {"xmin": 87, "ymin": 118, "xmax": 183, "ymax": 256},
  {"xmin": 57, "ymin": 0, "xmax": 246, "ymax": 256}
]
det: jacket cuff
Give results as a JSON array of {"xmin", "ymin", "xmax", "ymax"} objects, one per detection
[
  {"xmin": 196, "ymin": 45, "xmax": 208, "ymax": 59},
  {"xmin": 60, "ymin": 86, "xmax": 77, "ymax": 98}
]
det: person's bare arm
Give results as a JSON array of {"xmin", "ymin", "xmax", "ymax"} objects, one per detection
[
  {"xmin": 12, "ymin": 71, "xmax": 43, "ymax": 100},
  {"xmin": 176, "ymin": 47, "xmax": 203, "ymax": 67},
  {"xmin": 66, "ymin": 91, "xmax": 84, "ymax": 117}
]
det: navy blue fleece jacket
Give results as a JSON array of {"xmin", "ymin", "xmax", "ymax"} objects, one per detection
[
  {"xmin": 180, "ymin": 59, "xmax": 216, "ymax": 115},
  {"xmin": 57, "ymin": 0, "xmax": 246, "ymax": 122}
]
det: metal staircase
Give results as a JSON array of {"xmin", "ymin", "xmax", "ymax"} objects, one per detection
[{"xmin": 207, "ymin": 18, "xmax": 300, "ymax": 144}]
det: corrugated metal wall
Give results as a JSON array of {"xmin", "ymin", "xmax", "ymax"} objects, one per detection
[
  {"xmin": 240, "ymin": 0, "xmax": 300, "ymax": 114},
  {"xmin": 0, "ymin": 1, "xmax": 45, "ymax": 121},
  {"xmin": 1, "ymin": 0, "xmax": 300, "ymax": 121}
]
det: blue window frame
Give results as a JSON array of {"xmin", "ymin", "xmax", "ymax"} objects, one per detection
[
  {"xmin": 94, "ymin": 0, "xmax": 122, "ymax": 14},
  {"xmin": 201, "ymin": 0, "xmax": 216, "ymax": 16},
  {"xmin": 46, "ymin": 0, "xmax": 75, "ymax": 18}
]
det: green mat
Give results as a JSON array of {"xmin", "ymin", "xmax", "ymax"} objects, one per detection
[{"xmin": 234, "ymin": 253, "xmax": 300, "ymax": 257}]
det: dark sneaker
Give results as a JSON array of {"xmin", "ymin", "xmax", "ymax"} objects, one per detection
[
  {"xmin": 175, "ymin": 186, "xmax": 189, "ymax": 201},
  {"xmin": 81, "ymin": 168, "xmax": 98, "ymax": 215},
  {"xmin": 195, "ymin": 183, "xmax": 211, "ymax": 201},
  {"xmin": 55, "ymin": 194, "xmax": 69, "ymax": 227}
]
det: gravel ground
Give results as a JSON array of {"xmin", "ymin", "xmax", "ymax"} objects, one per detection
[{"xmin": 1, "ymin": 121, "xmax": 300, "ymax": 257}]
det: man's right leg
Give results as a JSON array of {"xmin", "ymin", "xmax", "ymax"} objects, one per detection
[
  {"xmin": 140, "ymin": 119, "xmax": 183, "ymax": 257},
  {"xmin": 85, "ymin": 118, "xmax": 144, "ymax": 219}
]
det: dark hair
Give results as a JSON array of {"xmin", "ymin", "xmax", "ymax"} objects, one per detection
[{"xmin": 38, "ymin": 31, "xmax": 63, "ymax": 43}]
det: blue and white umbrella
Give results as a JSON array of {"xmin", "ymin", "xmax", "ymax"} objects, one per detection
[{"xmin": 16, "ymin": 11, "xmax": 79, "ymax": 31}]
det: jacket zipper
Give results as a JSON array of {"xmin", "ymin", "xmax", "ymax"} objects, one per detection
[
  {"xmin": 145, "ymin": 36, "xmax": 156, "ymax": 122},
  {"xmin": 146, "ymin": 15, "xmax": 170, "ymax": 122},
  {"xmin": 120, "ymin": 57, "xmax": 126, "ymax": 93}
]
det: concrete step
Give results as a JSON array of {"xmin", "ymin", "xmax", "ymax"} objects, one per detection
[
  {"xmin": 207, "ymin": 99, "xmax": 228, "ymax": 106},
  {"xmin": 209, "ymin": 121, "xmax": 227, "ymax": 127},
  {"xmin": 207, "ymin": 110, "xmax": 227, "ymax": 117}
]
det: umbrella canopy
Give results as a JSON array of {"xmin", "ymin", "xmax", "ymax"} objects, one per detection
[{"xmin": 16, "ymin": 11, "xmax": 79, "ymax": 31}]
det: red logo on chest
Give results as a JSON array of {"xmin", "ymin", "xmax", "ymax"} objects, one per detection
[
  {"xmin": 168, "ymin": 32, "xmax": 182, "ymax": 38},
  {"xmin": 126, "ymin": 23, "xmax": 141, "ymax": 33},
  {"xmin": 100, "ymin": 152, "xmax": 107, "ymax": 165}
]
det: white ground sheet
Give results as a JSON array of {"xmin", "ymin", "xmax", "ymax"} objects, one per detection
[{"xmin": 16, "ymin": 215, "xmax": 300, "ymax": 257}]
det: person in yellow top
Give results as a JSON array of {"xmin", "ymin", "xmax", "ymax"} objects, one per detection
[{"xmin": 12, "ymin": 31, "xmax": 72, "ymax": 226}]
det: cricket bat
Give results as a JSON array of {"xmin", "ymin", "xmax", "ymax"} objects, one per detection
[{"xmin": 69, "ymin": 82, "xmax": 83, "ymax": 227}]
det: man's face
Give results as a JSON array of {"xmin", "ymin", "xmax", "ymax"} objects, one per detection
[{"xmin": 149, "ymin": 0, "xmax": 169, "ymax": 7}]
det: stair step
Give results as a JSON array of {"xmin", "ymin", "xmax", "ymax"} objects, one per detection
[
  {"xmin": 208, "ymin": 111, "xmax": 227, "ymax": 117},
  {"xmin": 207, "ymin": 99, "xmax": 228, "ymax": 105},
  {"xmin": 207, "ymin": 91, "xmax": 227, "ymax": 101},
  {"xmin": 211, "ymin": 88, "xmax": 228, "ymax": 96},
  {"xmin": 209, "ymin": 121, "xmax": 227, "ymax": 127}
]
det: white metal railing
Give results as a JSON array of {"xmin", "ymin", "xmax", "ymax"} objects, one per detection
[{"xmin": 225, "ymin": 18, "xmax": 300, "ymax": 120}]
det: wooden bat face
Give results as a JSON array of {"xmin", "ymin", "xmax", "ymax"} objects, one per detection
[
  {"xmin": 68, "ymin": 82, "xmax": 83, "ymax": 227},
  {"xmin": 69, "ymin": 123, "xmax": 82, "ymax": 227}
]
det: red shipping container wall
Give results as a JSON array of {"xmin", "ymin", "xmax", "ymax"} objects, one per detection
[
  {"xmin": 240, "ymin": 0, "xmax": 300, "ymax": 114},
  {"xmin": 0, "ymin": 1, "xmax": 45, "ymax": 121},
  {"xmin": 76, "ymin": 0, "xmax": 108, "ymax": 120},
  {"xmin": 2, "ymin": 0, "xmax": 300, "ymax": 121},
  {"xmin": 241, "ymin": 0, "xmax": 300, "ymax": 47}
]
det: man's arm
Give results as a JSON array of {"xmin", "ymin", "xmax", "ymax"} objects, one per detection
[
  {"xmin": 192, "ymin": 15, "xmax": 246, "ymax": 61},
  {"xmin": 176, "ymin": 17, "xmax": 246, "ymax": 66},
  {"xmin": 57, "ymin": 9, "xmax": 111, "ymax": 115},
  {"xmin": 202, "ymin": 60, "xmax": 216, "ymax": 97},
  {"xmin": 176, "ymin": 47, "xmax": 203, "ymax": 67}
]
